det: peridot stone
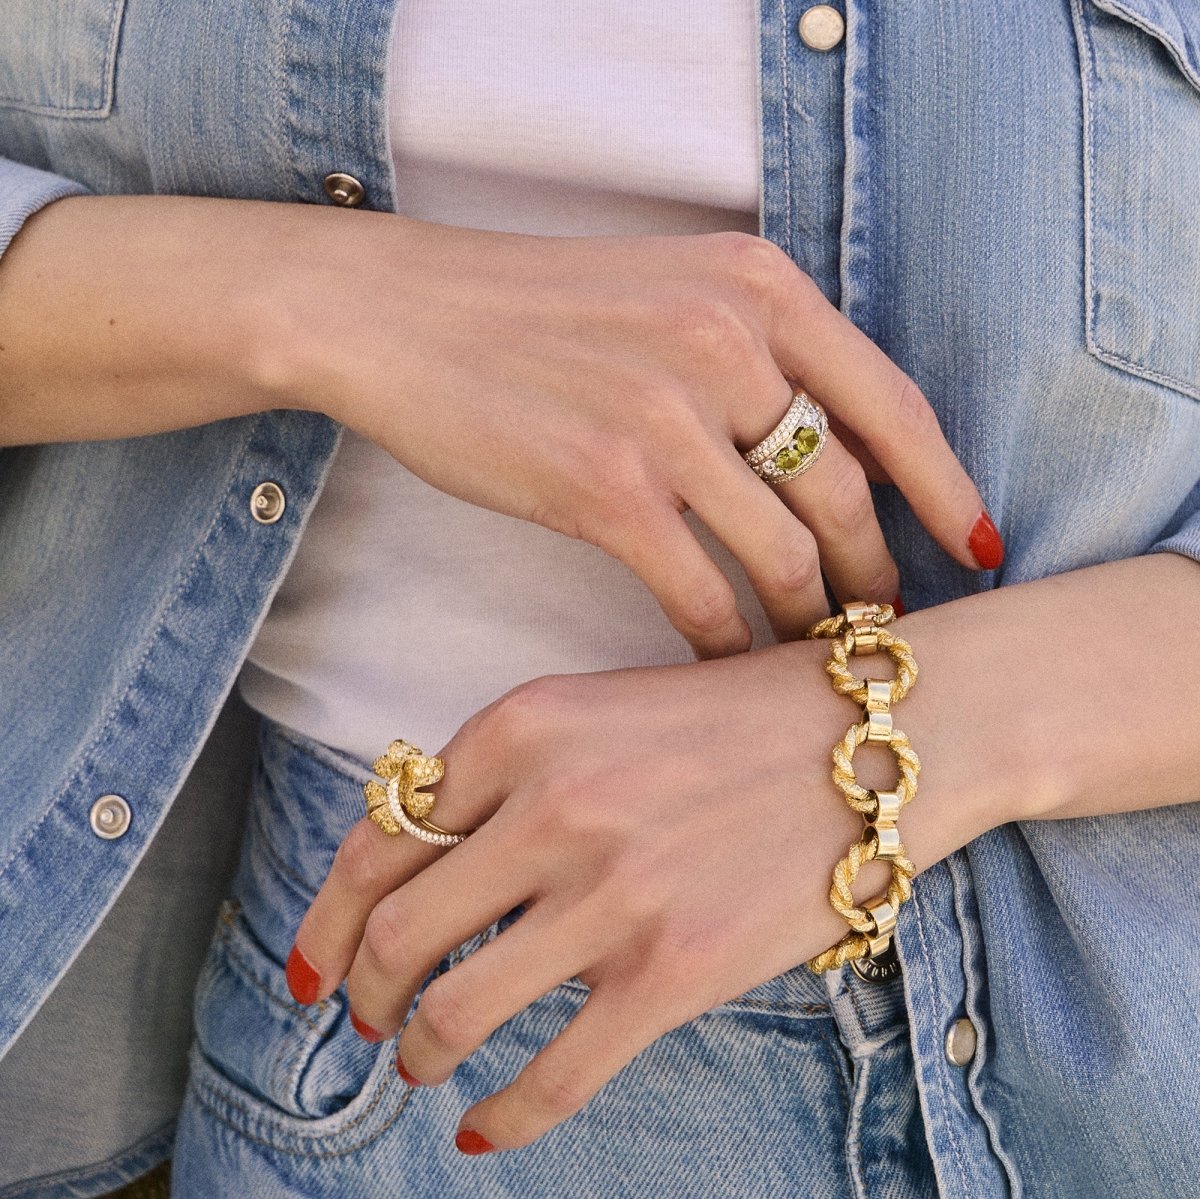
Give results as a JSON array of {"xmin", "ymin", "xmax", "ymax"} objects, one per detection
[
  {"xmin": 775, "ymin": 445, "xmax": 804, "ymax": 472},
  {"xmin": 794, "ymin": 425, "xmax": 820, "ymax": 454}
]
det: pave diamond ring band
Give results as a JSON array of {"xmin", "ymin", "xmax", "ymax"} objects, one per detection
[{"xmin": 743, "ymin": 390, "xmax": 828, "ymax": 485}]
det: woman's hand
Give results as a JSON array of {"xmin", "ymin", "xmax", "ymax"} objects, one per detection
[
  {"xmin": 283, "ymin": 218, "xmax": 996, "ymax": 652},
  {"xmin": 288, "ymin": 623, "xmax": 1014, "ymax": 1153},
  {"xmin": 1, "ymin": 195, "xmax": 997, "ymax": 653}
]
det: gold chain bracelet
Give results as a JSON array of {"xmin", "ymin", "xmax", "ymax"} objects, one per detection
[{"xmin": 804, "ymin": 601, "xmax": 921, "ymax": 974}]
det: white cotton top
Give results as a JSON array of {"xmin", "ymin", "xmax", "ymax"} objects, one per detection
[{"xmin": 238, "ymin": 2, "xmax": 768, "ymax": 762}]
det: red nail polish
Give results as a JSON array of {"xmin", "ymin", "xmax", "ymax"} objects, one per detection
[
  {"xmin": 396, "ymin": 1056, "xmax": 423, "ymax": 1088},
  {"xmin": 456, "ymin": 1129, "xmax": 495, "ymax": 1156},
  {"xmin": 891, "ymin": 592, "xmax": 906, "ymax": 617},
  {"xmin": 968, "ymin": 510, "xmax": 1005, "ymax": 570},
  {"xmin": 350, "ymin": 1011, "xmax": 383, "ymax": 1042},
  {"xmin": 285, "ymin": 945, "xmax": 320, "ymax": 1006}
]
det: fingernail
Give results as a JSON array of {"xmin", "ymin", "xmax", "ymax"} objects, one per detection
[
  {"xmin": 891, "ymin": 592, "xmax": 906, "ymax": 617},
  {"xmin": 968, "ymin": 510, "xmax": 1005, "ymax": 570},
  {"xmin": 285, "ymin": 945, "xmax": 320, "ymax": 1006},
  {"xmin": 396, "ymin": 1055, "xmax": 424, "ymax": 1088},
  {"xmin": 350, "ymin": 1011, "xmax": 383, "ymax": 1042},
  {"xmin": 455, "ymin": 1129, "xmax": 495, "ymax": 1156}
]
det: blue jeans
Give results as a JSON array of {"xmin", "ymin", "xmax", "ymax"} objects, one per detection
[{"xmin": 172, "ymin": 719, "xmax": 940, "ymax": 1197}]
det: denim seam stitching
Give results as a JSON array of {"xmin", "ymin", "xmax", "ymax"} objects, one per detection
[
  {"xmin": 190, "ymin": 1058, "xmax": 412, "ymax": 1157},
  {"xmin": 844, "ymin": 1051, "xmax": 871, "ymax": 1199},
  {"xmin": 947, "ymin": 853, "xmax": 1025, "ymax": 1199},
  {"xmin": 248, "ymin": 795, "xmax": 320, "ymax": 901},
  {"xmin": 0, "ymin": 428, "xmax": 257, "ymax": 882},
  {"xmin": 777, "ymin": 0, "xmax": 794, "ymax": 258},
  {"xmin": 214, "ymin": 918, "xmax": 331, "ymax": 1034},
  {"xmin": 0, "ymin": 0, "xmax": 124, "ymax": 117},
  {"xmin": 1076, "ymin": 0, "xmax": 1200, "ymax": 403},
  {"xmin": 910, "ymin": 887, "xmax": 973, "ymax": 1197}
]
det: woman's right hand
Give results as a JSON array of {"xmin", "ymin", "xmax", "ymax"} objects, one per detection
[
  {"xmin": 285, "ymin": 218, "xmax": 995, "ymax": 654},
  {"xmin": 0, "ymin": 196, "xmax": 998, "ymax": 654}
]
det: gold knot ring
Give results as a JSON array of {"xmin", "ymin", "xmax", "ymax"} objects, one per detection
[{"xmin": 363, "ymin": 740, "xmax": 472, "ymax": 847}]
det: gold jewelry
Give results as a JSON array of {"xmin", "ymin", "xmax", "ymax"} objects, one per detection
[
  {"xmin": 742, "ymin": 390, "xmax": 829, "ymax": 485},
  {"xmin": 363, "ymin": 740, "xmax": 472, "ymax": 847},
  {"xmin": 804, "ymin": 601, "xmax": 921, "ymax": 973}
]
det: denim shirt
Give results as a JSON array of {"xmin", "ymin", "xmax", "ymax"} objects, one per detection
[{"xmin": 1, "ymin": 1, "xmax": 1199, "ymax": 1195}]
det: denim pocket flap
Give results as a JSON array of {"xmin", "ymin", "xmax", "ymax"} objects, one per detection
[
  {"xmin": 1079, "ymin": 0, "xmax": 1200, "ymax": 400},
  {"xmin": 0, "ymin": 0, "xmax": 126, "ymax": 117}
]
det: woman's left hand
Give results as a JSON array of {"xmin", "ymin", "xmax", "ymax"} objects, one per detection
[{"xmin": 287, "ymin": 634, "xmax": 1002, "ymax": 1153}]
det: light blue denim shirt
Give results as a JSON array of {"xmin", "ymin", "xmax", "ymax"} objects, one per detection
[{"xmin": 1, "ymin": 1, "xmax": 1199, "ymax": 1195}]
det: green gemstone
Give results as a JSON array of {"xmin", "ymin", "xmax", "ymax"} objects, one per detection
[
  {"xmin": 775, "ymin": 445, "xmax": 804, "ymax": 472},
  {"xmin": 794, "ymin": 425, "xmax": 820, "ymax": 454}
]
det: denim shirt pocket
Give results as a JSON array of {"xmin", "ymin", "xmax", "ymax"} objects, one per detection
[
  {"xmin": 0, "ymin": 0, "xmax": 126, "ymax": 117},
  {"xmin": 1076, "ymin": 0, "xmax": 1200, "ymax": 400}
]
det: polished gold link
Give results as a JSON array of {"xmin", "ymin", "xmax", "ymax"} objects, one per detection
[
  {"xmin": 868, "ymin": 789, "xmax": 902, "ymax": 822},
  {"xmin": 849, "ymin": 623, "xmax": 880, "ymax": 656},
  {"xmin": 864, "ymin": 822, "xmax": 902, "ymax": 859},
  {"xmin": 865, "ymin": 679, "xmax": 892, "ymax": 711},
  {"xmin": 865, "ymin": 895, "xmax": 898, "ymax": 937},
  {"xmin": 864, "ymin": 931, "xmax": 893, "ymax": 957},
  {"xmin": 843, "ymin": 602, "xmax": 880, "ymax": 626},
  {"xmin": 865, "ymin": 709, "xmax": 894, "ymax": 742}
]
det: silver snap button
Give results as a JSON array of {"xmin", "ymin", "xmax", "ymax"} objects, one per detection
[
  {"xmin": 798, "ymin": 5, "xmax": 845, "ymax": 51},
  {"xmin": 323, "ymin": 172, "xmax": 366, "ymax": 208},
  {"xmin": 250, "ymin": 481, "xmax": 286, "ymax": 525},
  {"xmin": 945, "ymin": 1016, "xmax": 978, "ymax": 1066},
  {"xmin": 90, "ymin": 794, "xmax": 131, "ymax": 840}
]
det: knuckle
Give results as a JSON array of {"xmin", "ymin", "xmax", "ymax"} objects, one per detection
[
  {"xmin": 763, "ymin": 533, "xmax": 821, "ymax": 596},
  {"xmin": 415, "ymin": 979, "xmax": 478, "ymax": 1054},
  {"xmin": 664, "ymin": 294, "xmax": 756, "ymax": 361},
  {"xmin": 823, "ymin": 457, "xmax": 876, "ymax": 535},
  {"xmin": 892, "ymin": 374, "xmax": 938, "ymax": 440},
  {"xmin": 361, "ymin": 899, "xmax": 414, "ymax": 974},
  {"xmin": 523, "ymin": 1063, "xmax": 594, "ymax": 1119},
  {"xmin": 675, "ymin": 580, "xmax": 739, "ymax": 639},
  {"xmin": 714, "ymin": 230, "xmax": 793, "ymax": 291},
  {"xmin": 863, "ymin": 563, "xmax": 902, "ymax": 604},
  {"xmin": 483, "ymin": 675, "xmax": 566, "ymax": 746}
]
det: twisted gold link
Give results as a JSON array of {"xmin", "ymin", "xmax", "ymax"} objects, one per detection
[
  {"xmin": 802, "ymin": 600, "xmax": 921, "ymax": 974},
  {"xmin": 831, "ymin": 720, "xmax": 920, "ymax": 813},
  {"xmin": 825, "ymin": 627, "xmax": 918, "ymax": 706}
]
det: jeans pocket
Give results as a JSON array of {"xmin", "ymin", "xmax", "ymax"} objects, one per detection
[
  {"xmin": 1075, "ymin": 0, "xmax": 1200, "ymax": 400},
  {"xmin": 187, "ymin": 898, "xmax": 408, "ymax": 1150},
  {"xmin": 0, "ymin": 0, "xmax": 126, "ymax": 117}
]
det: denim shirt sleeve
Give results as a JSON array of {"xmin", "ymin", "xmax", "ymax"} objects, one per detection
[
  {"xmin": 1148, "ymin": 478, "xmax": 1200, "ymax": 563},
  {"xmin": 0, "ymin": 157, "xmax": 88, "ymax": 259}
]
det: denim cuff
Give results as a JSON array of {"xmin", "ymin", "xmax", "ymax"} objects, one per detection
[{"xmin": 0, "ymin": 157, "xmax": 89, "ymax": 261}]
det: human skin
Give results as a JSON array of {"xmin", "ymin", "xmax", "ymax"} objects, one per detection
[
  {"xmin": 290, "ymin": 551, "xmax": 1200, "ymax": 1153},
  {"xmin": 0, "ymin": 194, "xmax": 995, "ymax": 656}
]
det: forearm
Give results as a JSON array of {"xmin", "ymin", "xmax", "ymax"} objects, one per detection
[
  {"xmin": 875, "ymin": 552, "xmax": 1196, "ymax": 862},
  {"xmin": 0, "ymin": 193, "xmax": 367, "ymax": 446}
]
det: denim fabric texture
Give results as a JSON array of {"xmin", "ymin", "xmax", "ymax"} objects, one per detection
[{"xmin": 0, "ymin": 0, "xmax": 1198, "ymax": 1195}]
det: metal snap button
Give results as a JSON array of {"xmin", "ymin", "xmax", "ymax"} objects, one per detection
[
  {"xmin": 90, "ymin": 794, "xmax": 131, "ymax": 840},
  {"xmin": 945, "ymin": 1016, "xmax": 978, "ymax": 1066},
  {"xmin": 323, "ymin": 172, "xmax": 366, "ymax": 207},
  {"xmin": 798, "ymin": 5, "xmax": 845, "ymax": 51},
  {"xmin": 250, "ymin": 481, "xmax": 286, "ymax": 525}
]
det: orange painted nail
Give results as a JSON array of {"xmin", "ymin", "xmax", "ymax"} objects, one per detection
[
  {"xmin": 396, "ymin": 1056, "xmax": 423, "ymax": 1088},
  {"xmin": 968, "ymin": 510, "xmax": 1005, "ymax": 570},
  {"xmin": 456, "ymin": 1128, "xmax": 495, "ymax": 1155},
  {"xmin": 285, "ymin": 945, "xmax": 320, "ymax": 1006},
  {"xmin": 350, "ymin": 1010, "xmax": 382, "ymax": 1042}
]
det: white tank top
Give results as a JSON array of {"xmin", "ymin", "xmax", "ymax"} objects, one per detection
[{"xmin": 238, "ymin": 1, "xmax": 768, "ymax": 761}]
